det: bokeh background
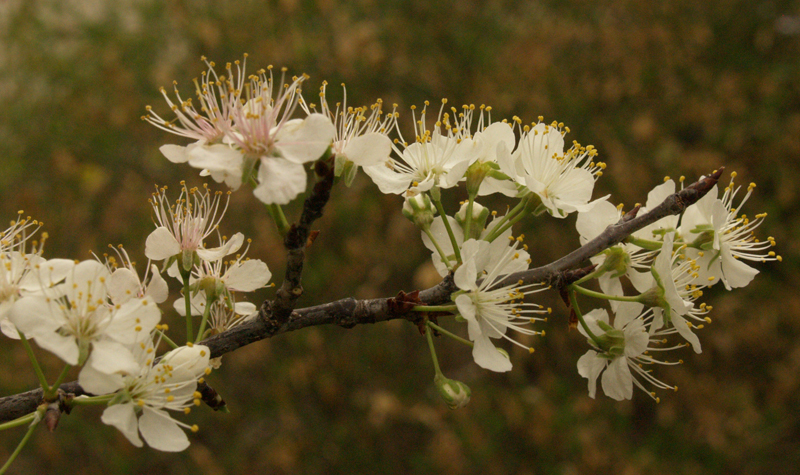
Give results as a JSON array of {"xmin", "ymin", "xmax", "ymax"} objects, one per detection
[{"xmin": 1, "ymin": 0, "xmax": 799, "ymax": 473}]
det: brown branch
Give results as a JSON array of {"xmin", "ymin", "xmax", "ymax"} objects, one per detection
[
  {"xmin": 268, "ymin": 157, "xmax": 335, "ymax": 326},
  {"xmin": 0, "ymin": 168, "xmax": 722, "ymax": 423}
]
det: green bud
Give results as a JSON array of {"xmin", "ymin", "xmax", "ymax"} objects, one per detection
[
  {"xmin": 402, "ymin": 193, "xmax": 437, "ymax": 229},
  {"xmin": 455, "ymin": 201, "xmax": 490, "ymax": 240},
  {"xmin": 600, "ymin": 246, "xmax": 631, "ymax": 278},
  {"xmin": 433, "ymin": 374, "xmax": 472, "ymax": 409},
  {"xmin": 465, "ymin": 161, "xmax": 492, "ymax": 196},
  {"xmin": 593, "ymin": 322, "xmax": 626, "ymax": 356}
]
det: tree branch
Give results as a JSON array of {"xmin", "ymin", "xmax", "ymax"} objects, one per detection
[{"xmin": 0, "ymin": 168, "xmax": 722, "ymax": 423}]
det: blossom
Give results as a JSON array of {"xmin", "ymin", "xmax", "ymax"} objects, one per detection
[
  {"xmin": 576, "ymin": 303, "xmax": 677, "ymax": 401},
  {"xmin": 144, "ymin": 56, "xmax": 246, "ymax": 167},
  {"xmin": 224, "ymin": 67, "xmax": 335, "ymax": 204},
  {"xmin": 145, "ymin": 183, "xmax": 243, "ymax": 269},
  {"xmin": 0, "ymin": 212, "xmax": 41, "ymax": 254},
  {"xmin": 487, "ymin": 120, "xmax": 607, "ymax": 217},
  {"xmin": 453, "ymin": 239, "xmax": 546, "ymax": 372},
  {"xmin": 575, "ymin": 180, "xmax": 679, "ymax": 308},
  {"xmin": 302, "ymin": 82, "xmax": 395, "ymax": 185},
  {"xmin": 0, "ymin": 252, "xmax": 73, "ymax": 339},
  {"xmin": 364, "ymin": 101, "xmax": 471, "ymax": 195},
  {"xmin": 101, "ymin": 245, "xmax": 169, "ymax": 306},
  {"xmin": 634, "ymin": 233, "xmax": 709, "ymax": 353},
  {"xmin": 98, "ymin": 342, "xmax": 211, "ymax": 452},
  {"xmin": 10, "ymin": 261, "xmax": 161, "ymax": 380},
  {"xmin": 679, "ymin": 174, "xmax": 780, "ymax": 290}
]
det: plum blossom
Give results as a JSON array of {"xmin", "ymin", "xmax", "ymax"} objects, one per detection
[
  {"xmin": 679, "ymin": 174, "xmax": 780, "ymax": 290},
  {"xmin": 10, "ymin": 260, "xmax": 161, "ymax": 385},
  {"xmin": 145, "ymin": 183, "xmax": 243, "ymax": 271},
  {"xmin": 302, "ymin": 82, "xmax": 396, "ymax": 185},
  {"xmin": 98, "ymin": 342, "xmax": 211, "ymax": 452},
  {"xmin": 453, "ymin": 239, "xmax": 546, "ymax": 372},
  {"xmin": 577, "ymin": 303, "xmax": 677, "ymax": 401},
  {"xmin": 364, "ymin": 101, "xmax": 471, "ymax": 195},
  {"xmin": 485, "ymin": 120, "xmax": 607, "ymax": 217}
]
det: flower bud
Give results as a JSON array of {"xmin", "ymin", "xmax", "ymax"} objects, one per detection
[
  {"xmin": 600, "ymin": 246, "xmax": 631, "ymax": 278},
  {"xmin": 433, "ymin": 374, "xmax": 471, "ymax": 409},
  {"xmin": 594, "ymin": 320, "xmax": 626, "ymax": 356},
  {"xmin": 465, "ymin": 161, "xmax": 492, "ymax": 196},
  {"xmin": 402, "ymin": 193, "xmax": 437, "ymax": 229},
  {"xmin": 455, "ymin": 201, "xmax": 490, "ymax": 240}
]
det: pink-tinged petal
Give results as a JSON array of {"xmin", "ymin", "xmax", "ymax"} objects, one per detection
[
  {"xmin": 160, "ymin": 144, "xmax": 190, "ymax": 163},
  {"xmin": 601, "ymin": 357, "xmax": 633, "ymax": 400},
  {"xmin": 472, "ymin": 334, "xmax": 512, "ymax": 372},
  {"xmin": 276, "ymin": 114, "xmax": 336, "ymax": 164},
  {"xmin": 577, "ymin": 350, "xmax": 606, "ymax": 399},
  {"xmin": 88, "ymin": 340, "xmax": 141, "ymax": 375},
  {"xmin": 78, "ymin": 362, "xmax": 125, "ymax": 395},
  {"xmin": 108, "ymin": 268, "xmax": 141, "ymax": 304},
  {"xmin": 343, "ymin": 133, "xmax": 392, "ymax": 167},
  {"xmin": 145, "ymin": 265, "xmax": 169, "ymax": 304},
  {"xmin": 224, "ymin": 259, "xmax": 271, "ymax": 292},
  {"xmin": 105, "ymin": 299, "xmax": 161, "ymax": 345},
  {"xmin": 145, "ymin": 227, "xmax": 182, "ymax": 261},
  {"xmin": 139, "ymin": 407, "xmax": 190, "ymax": 452},
  {"xmin": 101, "ymin": 404, "xmax": 143, "ymax": 448},
  {"xmin": 253, "ymin": 159, "xmax": 307, "ymax": 205}
]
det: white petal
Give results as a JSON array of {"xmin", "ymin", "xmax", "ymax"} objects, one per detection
[
  {"xmin": 101, "ymin": 404, "xmax": 143, "ymax": 447},
  {"xmin": 343, "ymin": 133, "xmax": 392, "ymax": 167},
  {"xmin": 160, "ymin": 144, "xmax": 190, "ymax": 164},
  {"xmin": 78, "ymin": 361, "xmax": 125, "ymax": 395},
  {"xmin": 577, "ymin": 351, "xmax": 606, "ymax": 399},
  {"xmin": 471, "ymin": 334, "xmax": 512, "ymax": 372},
  {"xmin": 275, "ymin": 114, "xmax": 335, "ymax": 164},
  {"xmin": 145, "ymin": 265, "xmax": 169, "ymax": 304},
  {"xmin": 224, "ymin": 259, "xmax": 271, "ymax": 292},
  {"xmin": 187, "ymin": 144, "xmax": 245, "ymax": 190},
  {"xmin": 104, "ymin": 299, "xmax": 161, "ymax": 345},
  {"xmin": 107, "ymin": 268, "xmax": 141, "ymax": 304},
  {"xmin": 720, "ymin": 245, "xmax": 758, "ymax": 289},
  {"xmin": 362, "ymin": 161, "xmax": 413, "ymax": 194},
  {"xmin": 139, "ymin": 407, "xmax": 190, "ymax": 452},
  {"xmin": 601, "ymin": 357, "xmax": 633, "ymax": 400},
  {"xmin": 87, "ymin": 339, "xmax": 141, "ymax": 375},
  {"xmin": 196, "ymin": 232, "xmax": 244, "ymax": 262},
  {"xmin": 145, "ymin": 227, "xmax": 181, "ymax": 261},
  {"xmin": 253, "ymin": 159, "xmax": 308, "ymax": 205}
]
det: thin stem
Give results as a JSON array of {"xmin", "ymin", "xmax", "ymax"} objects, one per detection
[
  {"xmin": 157, "ymin": 330, "xmax": 180, "ymax": 350},
  {"xmin": 484, "ymin": 207, "xmax": 529, "ymax": 243},
  {"xmin": 195, "ymin": 297, "xmax": 214, "ymax": 344},
  {"xmin": 0, "ymin": 409, "xmax": 41, "ymax": 475},
  {"xmin": 427, "ymin": 321, "xmax": 473, "ymax": 348},
  {"xmin": 570, "ymin": 284, "xmax": 643, "ymax": 303},
  {"xmin": 46, "ymin": 365, "xmax": 72, "ymax": 399},
  {"xmin": 17, "ymin": 331, "xmax": 48, "ymax": 393},
  {"xmin": 265, "ymin": 203, "xmax": 290, "ymax": 237},
  {"xmin": 0, "ymin": 413, "xmax": 37, "ymax": 432},
  {"xmin": 484, "ymin": 198, "xmax": 526, "ymax": 240},
  {"xmin": 413, "ymin": 305, "xmax": 458, "ymax": 313},
  {"xmin": 68, "ymin": 394, "xmax": 117, "ymax": 407},
  {"xmin": 572, "ymin": 267, "xmax": 608, "ymax": 286},
  {"xmin": 425, "ymin": 322, "xmax": 443, "ymax": 377},
  {"xmin": 422, "ymin": 227, "xmax": 452, "ymax": 269},
  {"xmin": 568, "ymin": 290, "xmax": 603, "ymax": 348},
  {"xmin": 432, "ymin": 198, "xmax": 462, "ymax": 264},
  {"xmin": 181, "ymin": 269, "xmax": 194, "ymax": 343}
]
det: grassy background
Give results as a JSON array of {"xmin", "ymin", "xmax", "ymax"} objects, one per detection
[{"xmin": 1, "ymin": 0, "xmax": 798, "ymax": 473}]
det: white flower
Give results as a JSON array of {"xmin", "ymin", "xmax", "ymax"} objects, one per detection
[
  {"xmin": 101, "ymin": 245, "xmax": 168, "ymax": 306},
  {"xmin": 99, "ymin": 342, "xmax": 211, "ymax": 452},
  {"xmin": 453, "ymin": 239, "xmax": 546, "ymax": 372},
  {"xmin": 145, "ymin": 183, "xmax": 243, "ymax": 268},
  {"xmin": 0, "ymin": 212, "xmax": 41, "ymax": 254},
  {"xmin": 10, "ymin": 261, "xmax": 161, "ymax": 381},
  {"xmin": 145, "ymin": 57, "xmax": 246, "ymax": 167},
  {"xmin": 302, "ymin": 82, "xmax": 396, "ymax": 185},
  {"xmin": 222, "ymin": 68, "xmax": 335, "ymax": 204},
  {"xmin": 679, "ymin": 175, "xmax": 779, "ymax": 290},
  {"xmin": 489, "ymin": 120, "xmax": 607, "ymax": 217},
  {"xmin": 634, "ymin": 233, "xmax": 709, "ymax": 353},
  {"xmin": 363, "ymin": 101, "xmax": 471, "ymax": 195},
  {"xmin": 576, "ymin": 303, "xmax": 677, "ymax": 401},
  {"xmin": 0, "ymin": 252, "xmax": 73, "ymax": 339}
]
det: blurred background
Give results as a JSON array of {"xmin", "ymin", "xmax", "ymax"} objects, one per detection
[{"xmin": 1, "ymin": 0, "xmax": 798, "ymax": 473}]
